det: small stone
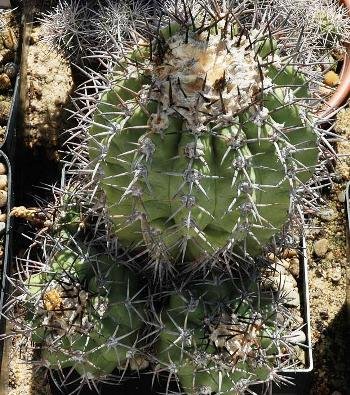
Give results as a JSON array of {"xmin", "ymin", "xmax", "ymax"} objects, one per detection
[
  {"xmin": 3, "ymin": 62, "xmax": 17, "ymax": 79},
  {"xmin": 318, "ymin": 208, "xmax": 337, "ymax": 221},
  {"xmin": 282, "ymin": 248, "xmax": 298, "ymax": 258},
  {"xmin": 261, "ymin": 272, "xmax": 296, "ymax": 292},
  {"xmin": 266, "ymin": 252, "xmax": 276, "ymax": 261},
  {"xmin": 0, "ymin": 221, "xmax": 5, "ymax": 235},
  {"xmin": 271, "ymin": 261, "xmax": 287, "ymax": 275},
  {"xmin": 313, "ymin": 238, "xmax": 329, "ymax": 257},
  {"xmin": 0, "ymin": 174, "xmax": 7, "ymax": 189},
  {"xmin": 0, "ymin": 100, "xmax": 11, "ymax": 122},
  {"xmin": 270, "ymin": 258, "xmax": 290, "ymax": 271},
  {"xmin": 331, "ymin": 267, "xmax": 341, "ymax": 284},
  {"xmin": 285, "ymin": 330, "xmax": 306, "ymax": 344},
  {"xmin": 280, "ymin": 259, "xmax": 290, "ymax": 270},
  {"xmin": 280, "ymin": 274, "xmax": 297, "ymax": 290},
  {"xmin": 2, "ymin": 27, "xmax": 17, "ymax": 50},
  {"xmin": 0, "ymin": 213, "xmax": 6, "ymax": 222},
  {"xmin": 296, "ymin": 347, "xmax": 306, "ymax": 365},
  {"xmin": 336, "ymin": 189, "xmax": 346, "ymax": 203},
  {"xmin": 282, "ymin": 288, "xmax": 300, "ymax": 307},
  {"xmin": 0, "ymin": 73, "xmax": 11, "ymax": 90},
  {"xmin": 289, "ymin": 258, "xmax": 300, "ymax": 278},
  {"xmin": 292, "ymin": 313, "xmax": 304, "ymax": 326},
  {"xmin": 0, "ymin": 190, "xmax": 7, "ymax": 207},
  {"xmin": 319, "ymin": 308, "xmax": 329, "ymax": 320},
  {"xmin": 0, "ymin": 163, "xmax": 7, "ymax": 175}
]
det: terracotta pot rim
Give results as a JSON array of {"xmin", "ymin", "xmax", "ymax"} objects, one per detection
[{"xmin": 322, "ymin": 0, "xmax": 350, "ymax": 118}]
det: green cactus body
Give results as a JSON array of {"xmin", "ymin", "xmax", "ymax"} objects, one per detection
[
  {"xmin": 88, "ymin": 18, "xmax": 318, "ymax": 268},
  {"xmin": 24, "ymin": 203, "xmax": 146, "ymax": 378},
  {"xmin": 31, "ymin": 256, "xmax": 145, "ymax": 376},
  {"xmin": 156, "ymin": 276, "xmax": 279, "ymax": 394}
]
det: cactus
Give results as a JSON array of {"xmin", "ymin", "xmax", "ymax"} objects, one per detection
[
  {"xmin": 271, "ymin": 0, "xmax": 350, "ymax": 66},
  {"xmin": 39, "ymin": 0, "xmax": 153, "ymax": 61},
  {"xmin": 7, "ymin": 1, "xmax": 337, "ymax": 393},
  {"xmin": 6, "ymin": 182, "xmax": 305, "ymax": 393},
  {"xmin": 82, "ymin": 1, "xmax": 323, "ymax": 276},
  {"xmin": 153, "ymin": 269, "xmax": 300, "ymax": 394},
  {"xmin": 9, "ymin": 192, "xmax": 148, "ymax": 389},
  {"xmin": 39, "ymin": 0, "xmax": 94, "ymax": 60}
]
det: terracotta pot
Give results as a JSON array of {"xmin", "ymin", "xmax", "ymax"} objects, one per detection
[{"xmin": 322, "ymin": 0, "xmax": 350, "ymax": 118}]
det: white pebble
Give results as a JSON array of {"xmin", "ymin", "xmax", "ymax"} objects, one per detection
[
  {"xmin": 313, "ymin": 238, "xmax": 329, "ymax": 257},
  {"xmin": 282, "ymin": 288, "xmax": 300, "ymax": 308},
  {"xmin": 0, "ymin": 190, "xmax": 7, "ymax": 207},
  {"xmin": 318, "ymin": 208, "xmax": 337, "ymax": 221},
  {"xmin": 0, "ymin": 174, "xmax": 7, "ymax": 189},
  {"xmin": 0, "ymin": 163, "xmax": 6, "ymax": 175}
]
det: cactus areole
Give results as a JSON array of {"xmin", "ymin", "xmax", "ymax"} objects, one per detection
[{"xmin": 89, "ymin": 15, "xmax": 319, "ymax": 268}]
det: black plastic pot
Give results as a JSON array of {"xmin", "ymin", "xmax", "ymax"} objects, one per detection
[
  {"xmin": 0, "ymin": 152, "xmax": 13, "ymax": 393},
  {"xmin": 261, "ymin": 237, "xmax": 313, "ymax": 395}
]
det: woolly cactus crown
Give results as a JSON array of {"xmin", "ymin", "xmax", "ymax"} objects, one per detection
[{"xmin": 83, "ymin": 0, "xmax": 322, "ymax": 276}]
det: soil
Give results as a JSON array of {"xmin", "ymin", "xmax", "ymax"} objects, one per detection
[
  {"xmin": 22, "ymin": 25, "xmax": 73, "ymax": 160},
  {"xmin": 307, "ymin": 110, "xmax": 350, "ymax": 395},
  {"xmin": 2, "ymin": 8, "xmax": 350, "ymax": 395},
  {"xmin": 7, "ymin": 336, "xmax": 51, "ymax": 395}
]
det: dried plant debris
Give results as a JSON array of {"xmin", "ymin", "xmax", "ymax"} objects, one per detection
[{"xmin": 0, "ymin": 9, "xmax": 19, "ymax": 145}]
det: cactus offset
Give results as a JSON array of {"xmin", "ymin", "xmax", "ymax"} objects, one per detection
[
  {"xmin": 10, "ymin": 194, "xmax": 148, "ymax": 388},
  {"xmin": 153, "ymin": 270, "xmax": 298, "ymax": 394},
  {"xmin": 27, "ymin": 252, "xmax": 145, "ymax": 379}
]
